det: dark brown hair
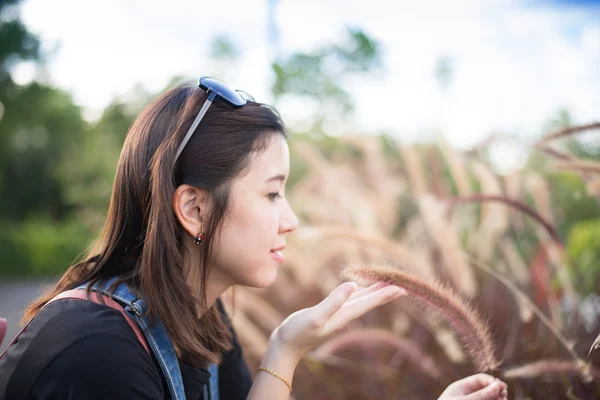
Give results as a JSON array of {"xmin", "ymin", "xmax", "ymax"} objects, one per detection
[{"xmin": 24, "ymin": 83, "xmax": 287, "ymax": 367}]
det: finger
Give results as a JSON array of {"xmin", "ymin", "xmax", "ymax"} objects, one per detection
[
  {"xmin": 346, "ymin": 285, "xmax": 407, "ymax": 308},
  {"xmin": 316, "ymin": 281, "xmax": 358, "ymax": 321},
  {"xmin": 347, "ymin": 282, "xmax": 388, "ymax": 300},
  {"xmin": 322, "ymin": 285, "xmax": 406, "ymax": 335},
  {"xmin": 457, "ymin": 373, "xmax": 498, "ymax": 393},
  {"xmin": 496, "ymin": 380, "xmax": 507, "ymax": 393},
  {"xmin": 461, "ymin": 380, "xmax": 502, "ymax": 400}
]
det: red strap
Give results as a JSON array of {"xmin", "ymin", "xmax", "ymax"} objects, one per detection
[
  {"xmin": 0, "ymin": 290, "xmax": 150, "ymax": 360},
  {"xmin": 0, "ymin": 318, "xmax": 7, "ymax": 348},
  {"xmin": 51, "ymin": 290, "xmax": 151, "ymax": 355}
]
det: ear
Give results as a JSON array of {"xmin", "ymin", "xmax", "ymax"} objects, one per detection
[{"xmin": 172, "ymin": 184, "xmax": 208, "ymax": 239}]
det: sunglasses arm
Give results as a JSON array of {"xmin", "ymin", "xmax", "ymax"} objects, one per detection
[{"xmin": 174, "ymin": 91, "xmax": 217, "ymax": 162}]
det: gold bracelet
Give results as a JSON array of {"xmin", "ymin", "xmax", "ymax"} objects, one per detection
[{"xmin": 258, "ymin": 367, "xmax": 292, "ymax": 392}]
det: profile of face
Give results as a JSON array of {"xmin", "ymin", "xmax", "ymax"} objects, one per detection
[{"xmin": 208, "ymin": 133, "xmax": 299, "ymax": 289}]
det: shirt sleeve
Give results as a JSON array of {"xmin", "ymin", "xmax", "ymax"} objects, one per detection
[{"xmin": 30, "ymin": 332, "xmax": 164, "ymax": 400}]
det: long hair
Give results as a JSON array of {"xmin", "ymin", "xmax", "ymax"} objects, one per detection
[{"xmin": 24, "ymin": 83, "xmax": 287, "ymax": 368}]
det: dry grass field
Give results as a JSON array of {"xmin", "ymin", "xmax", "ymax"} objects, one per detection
[{"xmin": 222, "ymin": 123, "xmax": 600, "ymax": 399}]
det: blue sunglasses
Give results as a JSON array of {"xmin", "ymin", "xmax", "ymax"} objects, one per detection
[{"xmin": 174, "ymin": 77, "xmax": 253, "ymax": 162}]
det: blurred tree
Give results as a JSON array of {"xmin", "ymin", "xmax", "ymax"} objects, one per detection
[
  {"xmin": 0, "ymin": 0, "xmax": 40, "ymax": 87},
  {"xmin": 541, "ymin": 108, "xmax": 599, "ymax": 160},
  {"xmin": 434, "ymin": 55, "xmax": 453, "ymax": 91},
  {"xmin": 0, "ymin": 0, "xmax": 81, "ymax": 221},
  {"xmin": 525, "ymin": 109, "xmax": 600, "ymax": 294},
  {"xmin": 57, "ymin": 98, "xmax": 141, "ymax": 231},
  {"xmin": 210, "ymin": 34, "xmax": 240, "ymax": 62},
  {"xmin": 205, "ymin": 34, "xmax": 242, "ymax": 84},
  {"xmin": 0, "ymin": 84, "xmax": 85, "ymax": 220},
  {"xmin": 0, "ymin": 0, "xmax": 41, "ymax": 177},
  {"xmin": 566, "ymin": 218, "xmax": 600, "ymax": 295},
  {"xmin": 271, "ymin": 27, "xmax": 382, "ymax": 133},
  {"xmin": 0, "ymin": 0, "xmax": 97, "ymax": 276}
]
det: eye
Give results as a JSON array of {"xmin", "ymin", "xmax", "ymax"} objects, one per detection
[{"xmin": 268, "ymin": 192, "xmax": 282, "ymax": 201}]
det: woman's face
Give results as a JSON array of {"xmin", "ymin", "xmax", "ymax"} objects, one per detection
[{"xmin": 209, "ymin": 133, "xmax": 299, "ymax": 289}]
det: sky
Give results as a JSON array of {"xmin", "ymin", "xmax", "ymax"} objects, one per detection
[{"xmin": 14, "ymin": 0, "xmax": 600, "ymax": 169}]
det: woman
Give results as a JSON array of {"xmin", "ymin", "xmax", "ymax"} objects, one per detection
[{"xmin": 0, "ymin": 77, "xmax": 508, "ymax": 400}]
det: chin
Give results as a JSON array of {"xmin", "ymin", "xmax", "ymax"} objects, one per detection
[{"xmin": 248, "ymin": 266, "xmax": 278, "ymax": 288}]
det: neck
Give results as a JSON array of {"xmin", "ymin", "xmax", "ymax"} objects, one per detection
[
  {"xmin": 205, "ymin": 270, "xmax": 233, "ymax": 309},
  {"xmin": 184, "ymin": 256, "xmax": 232, "ymax": 314}
]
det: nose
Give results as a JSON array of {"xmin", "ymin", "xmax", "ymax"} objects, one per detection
[{"xmin": 280, "ymin": 203, "xmax": 300, "ymax": 234}]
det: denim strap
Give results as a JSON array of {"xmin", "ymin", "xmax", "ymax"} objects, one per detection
[
  {"xmin": 78, "ymin": 279, "xmax": 220, "ymax": 400},
  {"xmin": 208, "ymin": 363, "xmax": 219, "ymax": 400},
  {"xmin": 79, "ymin": 279, "xmax": 186, "ymax": 400}
]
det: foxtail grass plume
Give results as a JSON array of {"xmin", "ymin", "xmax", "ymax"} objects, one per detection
[
  {"xmin": 503, "ymin": 359, "xmax": 600, "ymax": 383},
  {"xmin": 449, "ymin": 194, "xmax": 562, "ymax": 246},
  {"xmin": 439, "ymin": 139, "xmax": 472, "ymax": 197},
  {"xmin": 537, "ymin": 122, "xmax": 600, "ymax": 144},
  {"xmin": 554, "ymin": 159, "xmax": 600, "ymax": 174},
  {"xmin": 342, "ymin": 264, "xmax": 500, "ymax": 372},
  {"xmin": 589, "ymin": 333, "xmax": 600, "ymax": 358}
]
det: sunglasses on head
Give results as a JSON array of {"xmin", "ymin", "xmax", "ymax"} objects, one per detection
[{"xmin": 174, "ymin": 77, "xmax": 254, "ymax": 162}]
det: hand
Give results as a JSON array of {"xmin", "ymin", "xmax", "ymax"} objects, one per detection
[
  {"xmin": 438, "ymin": 373, "xmax": 508, "ymax": 400},
  {"xmin": 268, "ymin": 281, "xmax": 407, "ymax": 363}
]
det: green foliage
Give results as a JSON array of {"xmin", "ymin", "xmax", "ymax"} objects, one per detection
[
  {"xmin": 566, "ymin": 219, "xmax": 600, "ymax": 295},
  {"xmin": 546, "ymin": 171, "xmax": 600, "ymax": 238},
  {"xmin": 0, "ymin": 216, "xmax": 94, "ymax": 276},
  {"xmin": 0, "ymin": 1, "xmax": 124, "ymax": 276},
  {"xmin": 434, "ymin": 55, "xmax": 453, "ymax": 90},
  {"xmin": 543, "ymin": 108, "xmax": 600, "ymax": 160},
  {"xmin": 271, "ymin": 27, "xmax": 381, "ymax": 123},
  {"xmin": 0, "ymin": 83, "xmax": 86, "ymax": 220},
  {"xmin": 57, "ymin": 101, "xmax": 135, "ymax": 224},
  {"xmin": 0, "ymin": 1, "xmax": 84, "ymax": 223},
  {"xmin": 0, "ymin": 0, "xmax": 40, "ymax": 83},
  {"xmin": 210, "ymin": 34, "xmax": 240, "ymax": 61}
]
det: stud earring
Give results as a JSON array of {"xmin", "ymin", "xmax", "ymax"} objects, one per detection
[{"xmin": 194, "ymin": 233, "xmax": 205, "ymax": 245}]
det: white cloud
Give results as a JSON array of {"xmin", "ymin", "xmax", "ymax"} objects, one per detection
[{"xmin": 19, "ymin": 0, "xmax": 600, "ymax": 148}]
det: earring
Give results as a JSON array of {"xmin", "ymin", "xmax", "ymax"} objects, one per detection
[{"xmin": 194, "ymin": 233, "xmax": 205, "ymax": 245}]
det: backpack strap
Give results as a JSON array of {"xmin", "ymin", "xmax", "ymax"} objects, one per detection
[
  {"xmin": 51, "ymin": 289, "xmax": 151, "ymax": 355},
  {"xmin": 0, "ymin": 318, "xmax": 6, "ymax": 348},
  {"xmin": 0, "ymin": 289, "xmax": 150, "ymax": 360}
]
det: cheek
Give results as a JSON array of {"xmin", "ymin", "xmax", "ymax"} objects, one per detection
[
  {"xmin": 235, "ymin": 199, "xmax": 279, "ymax": 235},
  {"xmin": 210, "ymin": 210, "xmax": 280, "ymax": 287},
  {"xmin": 214, "ymin": 203, "xmax": 278, "ymax": 262}
]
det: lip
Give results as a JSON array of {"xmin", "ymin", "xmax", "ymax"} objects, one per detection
[
  {"xmin": 270, "ymin": 250, "xmax": 284, "ymax": 263},
  {"xmin": 270, "ymin": 245, "xmax": 285, "ymax": 263}
]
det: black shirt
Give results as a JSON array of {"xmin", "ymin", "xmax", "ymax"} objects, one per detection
[{"xmin": 0, "ymin": 298, "xmax": 253, "ymax": 399}]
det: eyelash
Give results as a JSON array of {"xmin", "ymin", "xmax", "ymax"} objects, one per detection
[{"xmin": 268, "ymin": 192, "xmax": 282, "ymax": 201}]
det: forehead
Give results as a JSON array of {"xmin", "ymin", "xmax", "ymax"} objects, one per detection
[{"xmin": 243, "ymin": 134, "xmax": 290, "ymax": 182}]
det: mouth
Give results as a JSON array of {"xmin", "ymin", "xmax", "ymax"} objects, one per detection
[
  {"xmin": 270, "ymin": 245, "xmax": 285, "ymax": 262},
  {"xmin": 270, "ymin": 244, "xmax": 286, "ymax": 253}
]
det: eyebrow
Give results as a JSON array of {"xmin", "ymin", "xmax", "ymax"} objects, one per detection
[{"xmin": 265, "ymin": 174, "xmax": 287, "ymax": 183}]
